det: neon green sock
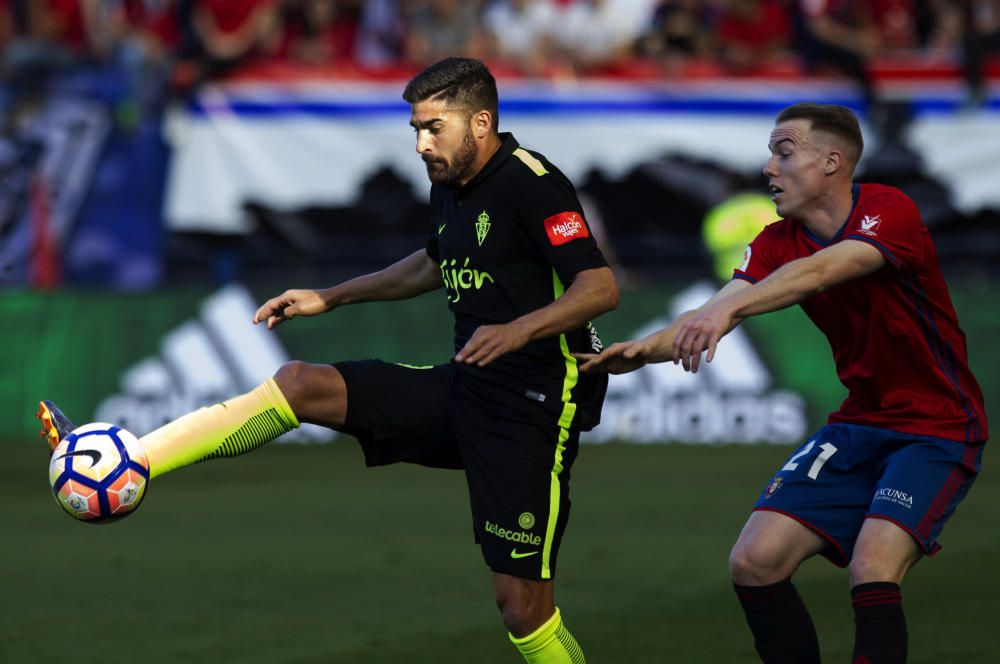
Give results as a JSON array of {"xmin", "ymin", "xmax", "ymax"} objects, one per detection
[
  {"xmin": 510, "ymin": 608, "xmax": 585, "ymax": 664},
  {"xmin": 140, "ymin": 378, "xmax": 299, "ymax": 479}
]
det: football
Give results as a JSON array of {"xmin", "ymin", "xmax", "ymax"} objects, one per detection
[{"xmin": 48, "ymin": 423, "xmax": 150, "ymax": 523}]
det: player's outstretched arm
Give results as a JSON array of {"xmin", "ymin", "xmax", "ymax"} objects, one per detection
[
  {"xmin": 576, "ymin": 310, "xmax": 698, "ymax": 374},
  {"xmin": 672, "ymin": 240, "xmax": 885, "ymax": 371},
  {"xmin": 578, "ymin": 279, "xmax": 753, "ymax": 374},
  {"xmin": 455, "ymin": 266, "xmax": 618, "ymax": 367},
  {"xmin": 253, "ymin": 249, "xmax": 442, "ymax": 329}
]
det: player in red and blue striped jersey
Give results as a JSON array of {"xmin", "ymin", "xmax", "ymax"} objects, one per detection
[{"xmin": 579, "ymin": 103, "xmax": 987, "ymax": 663}]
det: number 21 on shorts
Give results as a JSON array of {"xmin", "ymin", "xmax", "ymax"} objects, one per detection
[{"xmin": 782, "ymin": 440, "xmax": 838, "ymax": 479}]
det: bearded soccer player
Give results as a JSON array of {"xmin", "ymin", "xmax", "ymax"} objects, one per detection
[
  {"xmin": 38, "ymin": 57, "xmax": 616, "ymax": 663},
  {"xmin": 579, "ymin": 103, "xmax": 987, "ymax": 663}
]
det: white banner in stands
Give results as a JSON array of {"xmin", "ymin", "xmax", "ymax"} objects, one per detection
[{"xmin": 163, "ymin": 79, "xmax": 1000, "ymax": 234}]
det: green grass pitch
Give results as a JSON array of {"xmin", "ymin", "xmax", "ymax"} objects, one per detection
[{"xmin": 2, "ymin": 440, "xmax": 996, "ymax": 662}]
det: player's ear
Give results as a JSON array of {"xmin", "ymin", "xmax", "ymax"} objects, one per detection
[
  {"xmin": 824, "ymin": 148, "xmax": 844, "ymax": 176},
  {"xmin": 471, "ymin": 110, "xmax": 492, "ymax": 139}
]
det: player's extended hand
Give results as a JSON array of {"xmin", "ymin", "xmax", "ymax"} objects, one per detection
[
  {"xmin": 574, "ymin": 340, "xmax": 654, "ymax": 375},
  {"xmin": 455, "ymin": 322, "xmax": 531, "ymax": 367},
  {"xmin": 253, "ymin": 289, "xmax": 329, "ymax": 329},
  {"xmin": 671, "ymin": 302, "xmax": 734, "ymax": 373}
]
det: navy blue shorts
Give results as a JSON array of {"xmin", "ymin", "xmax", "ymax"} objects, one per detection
[{"xmin": 754, "ymin": 423, "xmax": 984, "ymax": 566}]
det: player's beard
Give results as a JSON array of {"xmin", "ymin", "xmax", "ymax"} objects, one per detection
[{"xmin": 423, "ymin": 127, "xmax": 478, "ymax": 186}]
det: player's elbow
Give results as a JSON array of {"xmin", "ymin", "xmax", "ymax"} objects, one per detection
[
  {"xmin": 602, "ymin": 280, "xmax": 620, "ymax": 313},
  {"xmin": 801, "ymin": 259, "xmax": 837, "ymax": 297}
]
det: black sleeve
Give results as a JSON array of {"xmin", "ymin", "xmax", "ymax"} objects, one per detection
[{"xmin": 513, "ymin": 155, "xmax": 608, "ymax": 285}]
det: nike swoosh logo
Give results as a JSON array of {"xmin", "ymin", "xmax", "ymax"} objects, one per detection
[
  {"xmin": 56, "ymin": 449, "xmax": 102, "ymax": 468},
  {"xmin": 510, "ymin": 549, "xmax": 539, "ymax": 559},
  {"xmin": 438, "ymin": 223, "xmax": 447, "ymax": 235}
]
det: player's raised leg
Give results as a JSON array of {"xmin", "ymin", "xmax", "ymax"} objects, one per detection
[
  {"xmin": 497, "ymin": 575, "xmax": 584, "ymax": 663},
  {"xmin": 729, "ymin": 511, "xmax": 827, "ymax": 664},
  {"xmin": 125, "ymin": 361, "xmax": 343, "ymax": 479}
]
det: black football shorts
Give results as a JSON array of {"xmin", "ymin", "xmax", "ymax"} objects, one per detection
[{"xmin": 333, "ymin": 359, "xmax": 580, "ymax": 580}]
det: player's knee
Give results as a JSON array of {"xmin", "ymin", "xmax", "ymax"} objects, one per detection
[
  {"xmin": 497, "ymin": 597, "xmax": 540, "ymax": 637},
  {"xmin": 274, "ymin": 361, "xmax": 312, "ymax": 405},
  {"xmin": 273, "ymin": 361, "xmax": 345, "ymax": 416},
  {"xmin": 849, "ymin": 552, "xmax": 903, "ymax": 586},
  {"xmin": 729, "ymin": 540, "xmax": 789, "ymax": 585}
]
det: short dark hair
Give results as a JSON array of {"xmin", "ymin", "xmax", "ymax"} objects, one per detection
[
  {"xmin": 402, "ymin": 57, "xmax": 499, "ymax": 131},
  {"xmin": 776, "ymin": 103, "xmax": 864, "ymax": 168}
]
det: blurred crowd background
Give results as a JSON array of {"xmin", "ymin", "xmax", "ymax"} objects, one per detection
[
  {"xmin": 4, "ymin": 1, "xmax": 1000, "ymax": 104},
  {"xmin": 3, "ymin": 1, "xmax": 1000, "ymax": 84},
  {"xmin": 1, "ymin": 0, "xmax": 999, "ymax": 291}
]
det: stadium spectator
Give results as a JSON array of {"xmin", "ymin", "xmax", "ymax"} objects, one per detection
[
  {"xmin": 579, "ymin": 102, "xmax": 987, "ymax": 664},
  {"xmin": 482, "ymin": 0, "xmax": 559, "ymax": 76},
  {"xmin": 277, "ymin": 0, "xmax": 359, "ymax": 65},
  {"xmin": 552, "ymin": 0, "xmax": 648, "ymax": 74},
  {"xmin": 960, "ymin": 0, "xmax": 1000, "ymax": 104},
  {"xmin": 870, "ymin": 0, "xmax": 919, "ymax": 49},
  {"xmin": 0, "ymin": 0, "xmax": 118, "ymax": 79},
  {"xmin": 114, "ymin": 1, "xmax": 183, "ymax": 118},
  {"xmin": 190, "ymin": 0, "xmax": 280, "ymax": 77},
  {"xmin": 354, "ymin": 0, "xmax": 406, "ymax": 66},
  {"xmin": 38, "ymin": 56, "xmax": 618, "ymax": 664},
  {"xmin": 794, "ymin": 0, "xmax": 881, "ymax": 106},
  {"xmin": 403, "ymin": 0, "xmax": 486, "ymax": 64},
  {"xmin": 923, "ymin": 0, "xmax": 965, "ymax": 52},
  {"xmin": 637, "ymin": 0, "xmax": 716, "ymax": 71},
  {"xmin": 40, "ymin": 0, "xmax": 120, "ymax": 60},
  {"xmin": 715, "ymin": 0, "xmax": 794, "ymax": 74},
  {"xmin": 119, "ymin": 0, "xmax": 183, "ymax": 62}
]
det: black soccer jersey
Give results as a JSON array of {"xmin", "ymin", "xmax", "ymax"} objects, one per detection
[{"xmin": 426, "ymin": 133, "xmax": 609, "ymax": 430}]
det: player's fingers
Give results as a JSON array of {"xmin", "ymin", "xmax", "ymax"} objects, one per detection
[
  {"xmin": 472, "ymin": 336, "xmax": 502, "ymax": 366},
  {"xmin": 253, "ymin": 301, "xmax": 277, "ymax": 324},
  {"xmin": 454, "ymin": 343, "xmax": 474, "ymax": 363},
  {"xmin": 477, "ymin": 345, "xmax": 504, "ymax": 367},
  {"xmin": 255, "ymin": 293, "xmax": 294, "ymax": 323},
  {"xmin": 687, "ymin": 344, "xmax": 699, "ymax": 373},
  {"xmin": 671, "ymin": 330, "xmax": 686, "ymax": 363},
  {"xmin": 706, "ymin": 335, "xmax": 719, "ymax": 364},
  {"xmin": 573, "ymin": 352, "xmax": 604, "ymax": 368},
  {"xmin": 455, "ymin": 331, "xmax": 484, "ymax": 362},
  {"xmin": 690, "ymin": 331, "xmax": 709, "ymax": 372},
  {"xmin": 677, "ymin": 331, "xmax": 695, "ymax": 366},
  {"xmin": 464, "ymin": 345, "xmax": 488, "ymax": 364},
  {"xmin": 582, "ymin": 346, "xmax": 621, "ymax": 371},
  {"xmin": 460, "ymin": 332, "xmax": 495, "ymax": 364},
  {"xmin": 486, "ymin": 333, "xmax": 519, "ymax": 365},
  {"xmin": 675, "ymin": 326, "xmax": 698, "ymax": 363}
]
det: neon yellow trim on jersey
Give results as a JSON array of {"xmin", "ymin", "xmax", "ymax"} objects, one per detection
[
  {"xmin": 395, "ymin": 363, "xmax": 434, "ymax": 370},
  {"xmin": 513, "ymin": 148, "xmax": 549, "ymax": 176},
  {"xmin": 541, "ymin": 270, "xmax": 579, "ymax": 579}
]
